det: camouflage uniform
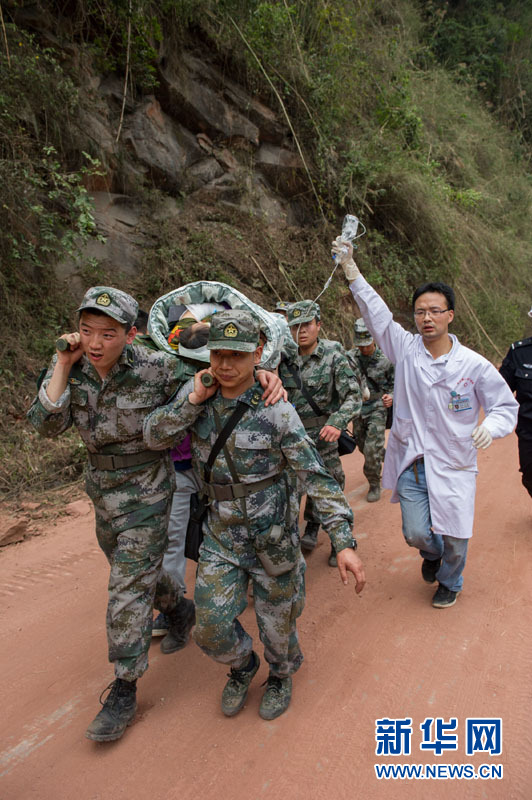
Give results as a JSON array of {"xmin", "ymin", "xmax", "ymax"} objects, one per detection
[
  {"xmin": 346, "ymin": 328, "xmax": 394, "ymax": 488},
  {"xmin": 27, "ymin": 290, "xmax": 189, "ymax": 682},
  {"xmin": 144, "ymin": 312, "xmax": 354, "ymax": 679},
  {"xmin": 274, "ymin": 300, "xmax": 291, "ymax": 315},
  {"xmin": 279, "ymin": 302, "xmax": 362, "ymax": 530}
]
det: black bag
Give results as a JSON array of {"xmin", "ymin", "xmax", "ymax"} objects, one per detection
[
  {"xmin": 385, "ymin": 404, "xmax": 393, "ymax": 430},
  {"xmin": 338, "ymin": 429, "xmax": 357, "ymax": 456},
  {"xmin": 184, "ymin": 492, "xmax": 209, "ymax": 562},
  {"xmin": 184, "ymin": 401, "xmax": 249, "ymax": 562}
]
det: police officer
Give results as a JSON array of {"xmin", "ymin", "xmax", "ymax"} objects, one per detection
[
  {"xmin": 500, "ymin": 308, "xmax": 532, "ymax": 498},
  {"xmin": 279, "ymin": 300, "xmax": 362, "ymax": 565},
  {"xmin": 27, "ymin": 286, "xmax": 196, "ymax": 742},
  {"xmin": 347, "ymin": 319, "xmax": 395, "ymax": 502},
  {"xmin": 144, "ymin": 310, "xmax": 365, "ymax": 721}
]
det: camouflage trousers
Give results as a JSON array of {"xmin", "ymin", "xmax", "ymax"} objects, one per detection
[
  {"xmin": 303, "ymin": 439, "xmax": 345, "ymax": 527},
  {"xmin": 193, "ymin": 539, "xmax": 306, "ymax": 678},
  {"xmin": 352, "ymin": 405, "xmax": 387, "ymax": 485},
  {"xmin": 89, "ymin": 475, "xmax": 182, "ymax": 681}
]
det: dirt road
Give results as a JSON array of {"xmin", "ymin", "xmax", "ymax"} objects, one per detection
[{"xmin": 1, "ymin": 434, "xmax": 531, "ymax": 800}]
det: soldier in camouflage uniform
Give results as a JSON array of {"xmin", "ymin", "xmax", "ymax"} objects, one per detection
[
  {"xmin": 26, "ymin": 286, "xmax": 196, "ymax": 743},
  {"xmin": 278, "ymin": 301, "xmax": 362, "ymax": 565},
  {"xmin": 274, "ymin": 300, "xmax": 291, "ymax": 317},
  {"xmin": 347, "ymin": 319, "xmax": 395, "ymax": 502},
  {"xmin": 144, "ymin": 310, "xmax": 365, "ymax": 721}
]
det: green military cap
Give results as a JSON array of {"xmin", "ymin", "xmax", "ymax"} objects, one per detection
[
  {"xmin": 274, "ymin": 300, "xmax": 291, "ymax": 312},
  {"xmin": 77, "ymin": 286, "xmax": 139, "ymax": 328},
  {"xmin": 207, "ymin": 309, "xmax": 260, "ymax": 352},
  {"xmin": 353, "ymin": 317, "xmax": 373, "ymax": 346},
  {"xmin": 287, "ymin": 300, "xmax": 320, "ymax": 326}
]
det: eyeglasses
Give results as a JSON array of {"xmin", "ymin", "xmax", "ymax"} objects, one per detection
[{"xmin": 413, "ymin": 308, "xmax": 449, "ymax": 319}]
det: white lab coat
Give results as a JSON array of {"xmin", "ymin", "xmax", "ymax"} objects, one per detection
[{"xmin": 351, "ymin": 277, "xmax": 518, "ymax": 538}]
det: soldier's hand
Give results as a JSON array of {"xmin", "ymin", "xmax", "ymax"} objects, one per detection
[
  {"xmin": 336, "ymin": 548, "xmax": 366, "ymax": 593},
  {"xmin": 55, "ymin": 333, "xmax": 83, "ymax": 366},
  {"xmin": 256, "ymin": 369, "xmax": 287, "ymax": 406},
  {"xmin": 382, "ymin": 393, "xmax": 393, "ymax": 408},
  {"xmin": 189, "ymin": 369, "xmax": 219, "ymax": 405},
  {"xmin": 319, "ymin": 424, "xmax": 341, "ymax": 443}
]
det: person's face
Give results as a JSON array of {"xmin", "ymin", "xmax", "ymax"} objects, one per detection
[
  {"xmin": 359, "ymin": 342, "xmax": 376, "ymax": 356},
  {"xmin": 291, "ymin": 318, "xmax": 321, "ymax": 349},
  {"xmin": 79, "ymin": 311, "xmax": 136, "ymax": 376},
  {"xmin": 210, "ymin": 347, "xmax": 262, "ymax": 392},
  {"xmin": 413, "ymin": 292, "xmax": 454, "ymax": 341}
]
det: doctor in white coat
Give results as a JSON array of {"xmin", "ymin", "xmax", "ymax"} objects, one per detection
[{"xmin": 332, "ymin": 238, "xmax": 518, "ymax": 608}]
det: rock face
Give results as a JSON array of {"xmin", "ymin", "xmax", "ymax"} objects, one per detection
[{"xmin": 55, "ymin": 44, "xmax": 308, "ymax": 286}]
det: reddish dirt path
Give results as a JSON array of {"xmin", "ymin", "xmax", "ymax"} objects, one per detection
[{"xmin": 1, "ymin": 433, "xmax": 531, "ymax": 800}]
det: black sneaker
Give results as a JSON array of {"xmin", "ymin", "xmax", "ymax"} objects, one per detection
[
  {"xmin": 421, "ymin": 557, "xmax": 441, "ymax": 584},
  {"xmin": 152, "ymin": 612, "xmax": 170, "ymax": 637},
  {"xmin": 221, "ymin": 652, "xmax": 260, "ymax": 717},
  {"xmin": 300, "ymin": 523, "xmax": 319, "ymax": 552},
  {"xmin": 259, "ymin": 675, "xmax": 292, "ymax": 720},
  {"xmin": 161, "ymin": 597, "xmax": 195, "ymax": 654},
  {"xmin": 85, "ymin": 679, "xmax": 137, "ymax": 742},
  {"xmin": 432, "ymin": 583, "xmax": 460, "ymax": 608}
]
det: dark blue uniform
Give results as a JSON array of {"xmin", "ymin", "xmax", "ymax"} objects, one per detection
[{"xmin": 500, "ymin": 336, "xmax": 532, "ymax": 498}]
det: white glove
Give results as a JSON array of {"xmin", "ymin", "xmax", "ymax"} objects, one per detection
[
  {"xmin": 362, "ymin": 386, "xmax": 370, "ymax": 401},
  {"xmin": 471, "ymin": 425, "xmax": 492, "ymax": 450},
  {"xmin": 331, "ymin": 236, "xmax": 361, "ymax": 282}
]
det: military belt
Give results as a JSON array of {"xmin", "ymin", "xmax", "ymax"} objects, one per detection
[
  {"xmin": 201, "ymin": 474, "xmax": 280, "ymax": 502},
  {"xmin": 302, "ymin": 415, "xmax": 328, "ymax": 430},
  {"xmin": 88, "ymin": 450, "xmax": 162, "ymax": 470}
]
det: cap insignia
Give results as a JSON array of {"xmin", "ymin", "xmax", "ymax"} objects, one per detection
[
  {"xmin": 96, "ymin": 292, "xmax": 111, "ymax": 307},
  {"xmin": 223, "ymin": 323, "xmax": 238, "ymax": 338}
]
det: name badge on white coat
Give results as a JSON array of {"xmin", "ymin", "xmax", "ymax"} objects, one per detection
[{"xmin": 448, "ymin": 390, "xmax": 472, "ymax": 412}]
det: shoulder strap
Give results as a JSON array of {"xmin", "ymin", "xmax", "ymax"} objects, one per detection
[
  {"xmin": 212, "ymin": 403, "xmax": 251, "ymax": 529},
  {"xmin": 204, "ymin": 401, "xmax": 249, "ymax": 482},
  {"xmin": 284, "ymin": 360, "xmax": 324, "ymax": 417},
  {"xmin": 365, "ymin": 372, "xmax": 381, "ymax": 394}
]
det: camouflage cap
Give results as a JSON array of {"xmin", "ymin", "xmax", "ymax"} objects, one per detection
[
  {"xmin": 77, "ymin": 286, "xmax": 138, "ymax": 328},
  {"xmin": 274, "ymin": 300, "xmax": 291, "ymax": 312},
  {"xmin": 353, "ymin": 317, "xmax": 373, "ymax": 346},
  {"xmin": 287, "ymin": 300, "xmax": 320, "ymax": 326},
  {"xmin": 207, "ymin": 309, "xmax": 260, "ymax": 352}
]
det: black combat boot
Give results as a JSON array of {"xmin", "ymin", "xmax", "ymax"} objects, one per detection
[
  {"xmin": 367, "ymin": 483, "xmax": 381, "ymax": 503},
  {"xmin": 85, "ymin": 678, "xmax": 137, "ymax": 742},
  {"xmin": 300, "ymin": 523, "xmax": 319, "ymax": 552},
  {"xmin": 161, "ymin": 596, "xmax": 196, "ymax": 654}
]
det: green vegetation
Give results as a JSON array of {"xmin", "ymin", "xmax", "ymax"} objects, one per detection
[{"xmin": 0, "ymin": 0, "xmax": 531, "ymax": 498}]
